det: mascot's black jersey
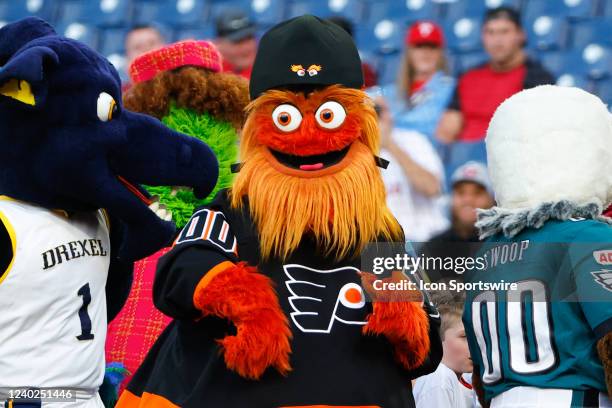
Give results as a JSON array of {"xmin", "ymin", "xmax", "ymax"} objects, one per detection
[{"xmin": 124, "ymin": 190, "xmax": 442, "ymax": 408}]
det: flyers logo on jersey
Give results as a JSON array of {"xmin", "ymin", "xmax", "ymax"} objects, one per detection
[
  {"xmin": 283, "ymin": 264, "xmax": 367, "ymax": 333},
  {"xmin": 175, "ymin": 209, "xmax": 237, "ymax": 254},
  {"xmin": 593, "ymin": 250, "xmax": 612, "ymax": 265}
]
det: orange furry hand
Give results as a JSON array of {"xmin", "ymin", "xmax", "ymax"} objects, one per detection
[
  {"xmin": 361, "ymin": 271, "xmax": 430, "ymax": 371},
  {"xmin": 597, "ymin": 332, "xmax": 612, "ymax": 399},
  {"xmin": 194, "ymin": 262, "xmax": 292, "ymax": 379}
]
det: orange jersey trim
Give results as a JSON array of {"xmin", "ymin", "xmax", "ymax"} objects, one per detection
[{"xmin": 116, "ymin": 390, "xmax": 180, "ymax": 408}]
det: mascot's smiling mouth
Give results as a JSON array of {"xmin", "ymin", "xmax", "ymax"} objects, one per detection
[{"xmin": 269, "ymin": 145, "xmax": 351, "ymax": 171}]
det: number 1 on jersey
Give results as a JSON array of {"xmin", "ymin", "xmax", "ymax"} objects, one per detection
[{"xmin": 76, "ymin": 283, "xmax": 94, "ymax": 341}]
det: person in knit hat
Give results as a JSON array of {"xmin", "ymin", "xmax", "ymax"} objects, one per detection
[{"xmin": 104, "ymin": 39, "xmax": 247, "ymax": 402}]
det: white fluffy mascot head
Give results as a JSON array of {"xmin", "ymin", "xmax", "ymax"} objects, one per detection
[{"xmin": 477, "ymin": 85, "xmax": 612, "ymax": 239}]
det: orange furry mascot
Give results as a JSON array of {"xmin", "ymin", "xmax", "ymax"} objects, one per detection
[{"xmin": 117, "ymin": 15, "xmax": 441, "ymax": 408}]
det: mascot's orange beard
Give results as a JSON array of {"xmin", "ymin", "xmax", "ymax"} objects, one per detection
[{"xmin": 230, "ymin": 88, "xmax": 403, "ymax": 261}]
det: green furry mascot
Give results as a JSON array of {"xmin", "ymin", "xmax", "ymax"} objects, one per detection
[
  {"xmin": 103, "ymin": 40, "xmax": 249, "ymax": 405},
  {"xmin": 150, "ymin": 105, "xmax": 238, "ymax": 224}
]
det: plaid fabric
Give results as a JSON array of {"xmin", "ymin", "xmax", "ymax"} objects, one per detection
[
  {"xmin": 129, "ymin": 40, "xmax": 223, "ymax": 84},
  {"xmin": 105, "ymin": 247, "xmax": 172, "ymax": 392}
]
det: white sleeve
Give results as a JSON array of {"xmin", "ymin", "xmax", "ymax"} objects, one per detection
[
  {"xmin": 390, "ymin": 128, "xmax": 445, "ymax": 182},
  {"xmin": 415, "ymin": 383, "xmax": 457, "ymax": 408}
]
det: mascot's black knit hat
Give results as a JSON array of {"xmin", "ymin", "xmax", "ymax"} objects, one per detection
[{"xmin": 249, "ymin": 14, "xmax": 364, "ymax": 99}]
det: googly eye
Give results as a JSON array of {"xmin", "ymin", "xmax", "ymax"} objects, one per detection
[
  {"xmin": 97, "ymin": 92, "xmax": 117, "ymax": 122},
  {"xmin": 297, "ymin": 69, "xmax": 306, "ymax": 77},
  {"xmin": 272, "ymin": 104, "xmax": 302, "ymax": 132},
  {"xmin": 308, "ymin": 69, "xmax": 318, "ymax": 76},
  {"xmin": 338, "ymin": 283, "xmax": 366, "ymax": 309},
  {"xmin": 315, "ymin": 101, "xmax": 346, "ymax": 129}
]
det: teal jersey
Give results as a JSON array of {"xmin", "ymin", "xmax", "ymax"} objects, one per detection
[{"xmin": 463, "ymin": 219, "xmax": 612, "ymax": 402}]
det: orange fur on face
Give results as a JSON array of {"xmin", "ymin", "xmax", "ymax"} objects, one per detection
[
  {"xmin": 230, "ymin": 86, "xmax": 402, "ymax": 261},
  {"xmin": 242, "ymin": 85, "xmax": 377, "ymax": 156}
]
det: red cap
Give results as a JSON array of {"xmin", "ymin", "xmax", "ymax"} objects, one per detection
[
  {"xmin": 406, "ymin": 21, "xmax": 444, "ymax": 47},
  {"xmin": 129, "ymin": 40, "xmax": 223, "ymax": 84}
]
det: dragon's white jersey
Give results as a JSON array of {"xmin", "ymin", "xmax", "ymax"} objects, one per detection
[{"xmin": 0, "ymin": 197, "xmax": 110, "ymax": 394}]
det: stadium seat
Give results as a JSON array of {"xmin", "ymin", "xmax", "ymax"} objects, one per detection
[
  {"xmin": 133, "ymin": 0, "xmax": 207, "ymax": 27},
  {"xmin": 354, "ymin": 19, "xmax": 404, "ymax": 54},
  {"xmin": 555, "ymin": 72, "xmax": 591, "ymax": 90},
  {"xmin": 376, "ymin": 51, "xmax": 401, "ymax": 85},
  {"xmin": 286, "ymin": 0, "xmax": 364, "ymax": 23},
  {"xmin": 595, "ymin": 77, "xmax": 612, "ymax": 105},
  {"xmin": 456, "ymin": 51, "xmax": 487, "ymax": 72},
  {"xmin": 523, "ymin": 0, "xmax": 596, "ymax": 21},
  {"xmin": 107, "ymin": 53, "xmax": 128, "ymax": 82},
  {"xmin": 99, "ymin": 27, "xmax": 127, "ymax": 56},
  {"xmin": 571, "ymin": 18, "xmax": 612, "ymax": 48},
  {"xmin": 0, "ymin": 0, "xmax": 56, "ymax": 23},
  {"xmin": 539, "ymin": 50, "xmax": 569, "ymax": 77},
  {"xmin": 55, "ymin": 21, "xmax": 98, "ymax": 48},
  {"xmin": 57, "ymin": 0, "xmax": 131, "ymax": 27},
  {"xmin": 579, "ymin": 43, "xmax": 612, "ymax": 79},
  {"xmin": 366, "ymin": 0, "xmax": 440, "ymax": 26},
  {"xmin": 539, "ymin": 50, "xmax": 583, "ymax": 80},
  {"xmin": 604, "ymin": 0, "xmax": 612, "ymax": 17},
  {"xmin": 249, "ymin": 0, "xmax": 285, "ymax": 25},
  {"xmin": 525, "ymin": 15, "xmax": 568, "ymax": 50},
  {"xmin": 443, "ymin": 0, "xmax": 522, "ymax": 21},
  {"xmin": 174, "ymin": 26, "xmax": 216, "ymax": 41},
  {"xmin": 443, "ymin": 17, "xmax": 481, "ymax": 52},
  {"xmin": 132, "ymin": 0, "xmax": 164, "ymax": 26},
  {"xmin": 208, "ymin": 0, "xmax": 250, "ymax": 21},
  {"xmin": 445, "ymin": 52, "xmax": 459, "ymax": 76},
  {"xmin": 541, "ymin": 45, "xmax": 611, "ymax": 81}
]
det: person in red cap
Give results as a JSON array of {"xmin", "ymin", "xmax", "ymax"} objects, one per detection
[
  {"xmin": 373, "ymin": 20, "xmax": 454, "ymax": 138},
  {"xmin": 104, "ymin": 39, "xmax": 248, "ymax": 401},
  {"xmin": 369, "ymin": 20, "xmax": 453, "ymax": 242}
]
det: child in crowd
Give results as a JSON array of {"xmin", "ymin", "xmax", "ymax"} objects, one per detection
[{"xmin": 413, "ymin": 288, "xmax": 474, "ymax": 407}]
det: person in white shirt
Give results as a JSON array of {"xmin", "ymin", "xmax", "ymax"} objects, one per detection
[
  {"xmin": 413, "ymin": 290, "xmax": 473, "ymax": 408},
  {"xmin": 375, "ymin": 97, "xmax": 449, "ymax": 242}
]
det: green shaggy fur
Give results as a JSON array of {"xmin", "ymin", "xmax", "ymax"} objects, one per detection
[{"xmin": 146, "ymin": 103, "xmax": 238, "ymax": 228}]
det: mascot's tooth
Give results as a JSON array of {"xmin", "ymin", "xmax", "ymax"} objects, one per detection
[
  {"xmin": 163, "ymin": 212, "xmax": 172, "ymax": 222},
  {"xmin": 149, "ymin": 202, "xmax": 160, "ymax": 212}
]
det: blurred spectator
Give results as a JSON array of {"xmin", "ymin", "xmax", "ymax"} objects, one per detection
[
  {"xmin": 327, "ymin": 16, "xmax": 378, "ymax": 87},
  {"xmin": 376, "ymin": 21, "xmax": 455, "ymax": 139},
  {"xmin": 376, "ymin": 97, "xmax": 449, "ymax": 242},
  {"xmin": 125, "ymin": 24, "xmax": 166, "ymax": 69},
  {"xmin": 413, "ymin": 290, "xmax": 472, "ymax": 408},
  {"xmin": 437, "ymin": 7, "xmax": 554, "ymax": 143},
  {"xmin": 421, "ymin": 161, "xmax": 494, "ymax": 282},
  {"xmin": 214, "ymin": 8, "xmax": 257, "ymax": 79}
]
